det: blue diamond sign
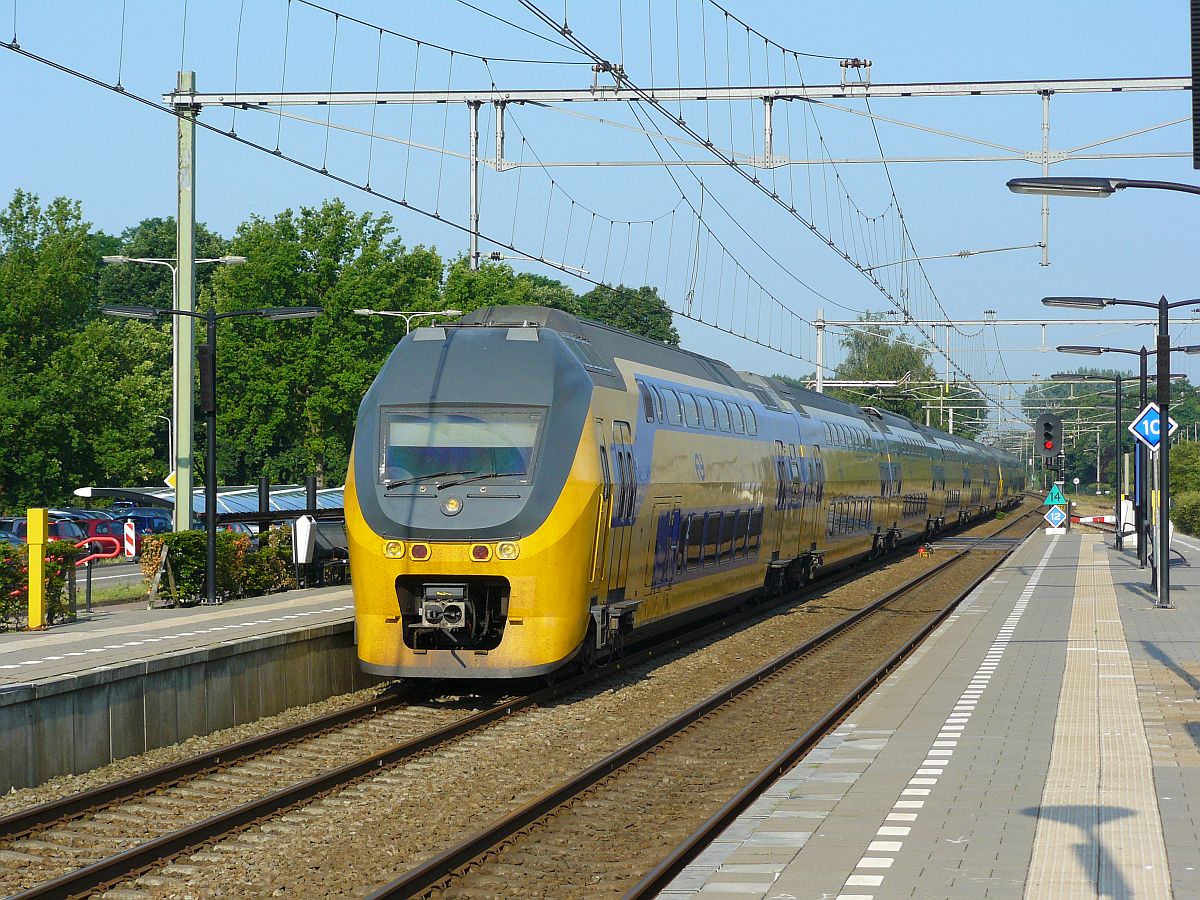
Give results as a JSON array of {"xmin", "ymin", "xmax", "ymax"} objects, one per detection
[
  {"xmin": 1128, "ymin": 401, "xmax": 1179, "ymax": 452},
  {"xmin": 1044, "ymin": 505, "xmax": 1068, "ymax": 528}
]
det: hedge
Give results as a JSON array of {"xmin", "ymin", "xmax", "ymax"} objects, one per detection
[
  {"xmin": 1172, "ymin": 491, "xmax": 1200, "ymax": 537},
  {"xmin": 140, "ymin": 527, "xmax": 296, "ymax": 605},
  {"xmin": 0, "ymin": 540, "xmax": 80, "ymax": 631}
]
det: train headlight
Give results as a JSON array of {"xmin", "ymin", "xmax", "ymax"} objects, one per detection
[
  {"xmin": 471, "ymin": 544, "xmax": 492, "ymax": 562},
  {"xmin": 383, "ymin": 540, "xmax": 405, "ymax": 559},
  {"xmin": 496, "ymin": 541, "xmax": 520, "ymax": 560},
  {"xmin": 441, "ymin": 496, "xmax": 464, "ymax": 516}
]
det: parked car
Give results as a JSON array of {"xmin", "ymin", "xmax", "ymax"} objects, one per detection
[
  {"xmin": 0, "ymin": 530, "xmax": 19, "ymax": 547},
  {"xmin": 1, "ymin": 517, "xmax": 87, "ymax": 545}
]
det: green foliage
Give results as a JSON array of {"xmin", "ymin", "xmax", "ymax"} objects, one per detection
[
  {"xmin": 827, "ymin": 315, "xmax": 937, "ymax": 427},
  {"xmin": 0, "ymin": 541, "xmax": 26, "ymax": 630},
  {"xmin": 0, "ymin": 539, "xmax": 78, "ymax": 630},
  {"xmin": 143, "ymin": 531, "xmax": 295, "ymax": 604},
  {"xmin": 1170, "ymin": 439, "xmax": 1200, "ymax": 494},
  {"xmin": 0, "ymin": 188, "xmax": 685, "ymax": 509},
  {"xmin": 577, "ymin": 283, "xmax": 680, "ymax": 345},
  {"xmin": 1023, "ymin": 369, "xmax": 1200, "ymax": 492},
  {"xmin": 42, "ymin": 539, "xmax": 79, "ymax": 624},
  {"xmin": 213, "ymin": 200, "xmax": 444, "ymax": 486},
  {"xmin": 1171, "ymin": 491, "xmax": 1200, "ymax": 536},
  {"xmin": 442, "ymin": 257, "xmax": 531, "ymax": 312}
]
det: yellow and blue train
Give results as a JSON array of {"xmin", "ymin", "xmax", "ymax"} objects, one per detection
[{"xmin": 347, "ymin": 306, "xmax": 1024, "ymax": 679}]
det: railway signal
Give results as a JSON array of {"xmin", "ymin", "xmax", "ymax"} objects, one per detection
[{"xmin": 1035, "ymin": 413, "xmax": 1063, "ymax": 460}]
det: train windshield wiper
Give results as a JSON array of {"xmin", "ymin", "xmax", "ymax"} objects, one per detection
[
  {"xmin": 436, "ymin": 471, "xmax": 527, "ymax": 490},
  {"xmin": 386, "ymin": 470, "xmax": 477, "ymax": 489}
]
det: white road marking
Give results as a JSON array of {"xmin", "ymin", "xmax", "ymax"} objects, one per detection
[{"xmin": 0, "ymin": 604, "xmax": 354, "ymax": 672}]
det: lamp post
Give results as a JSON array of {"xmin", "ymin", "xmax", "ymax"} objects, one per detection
[
  {"xmin": 101, "ymin": 255, "xmax": 247, "ymax": 533},
  {"xmin": 352, "ymin": 308, "xmax": 464, "ymax": 334},
  {"xmin": 1052, "ymin": 328, "xmax": 1200, "ymax": 608},
  {"xmin": 102, "ymin": 303, "xmax": 322, "ymax": 605},
  {"xmin": 1009, "ymin": 175, "xmax": 1200, "ymax": 609}
]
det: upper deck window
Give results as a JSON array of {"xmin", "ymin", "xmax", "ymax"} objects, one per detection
[{"xmin": 380, "ymin": 405, "xmax": 542, "ymax": 486}]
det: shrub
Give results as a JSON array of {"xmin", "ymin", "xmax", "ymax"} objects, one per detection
[
  {"xmin": 1172, "ymin": 491, "xmax": 1200, "ymax": 537},
  {"xmin": 0, "ymin": 540, "xmax": 79, "ymax": 630},
  {"xmin": 142, "ymin": 530, "xmax": 295, "ymax": 604},
  {"xmin": 0, "ymin": 542, "xmax": 26, "ymax": 631}
]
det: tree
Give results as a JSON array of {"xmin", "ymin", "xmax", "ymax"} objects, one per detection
[
  {"xmin": 520, "ymin": 273, "xmax": 579, "ymax": 313},
  {"xmin": 827, "ymin": 315, "xmax": 936, "ymax": 424},
  {"xmin": 441, "ymin": 257, "xmax": 532, "ymax": 313},
  {"xmin": 577, "ymin": 283, "xmax": 680, "ymax": 344},
  {"xmin": 212, "ymin": 200, "xmax": 444, "ymax": 487},
  {"xmin": 0, "ymin": 191, "xmax": 100, "ymax": 507}
]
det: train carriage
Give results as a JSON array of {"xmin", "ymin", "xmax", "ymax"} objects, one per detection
[{"xmin": 347, "ymin": 306, "xmax": 1023, "ymax": 680}]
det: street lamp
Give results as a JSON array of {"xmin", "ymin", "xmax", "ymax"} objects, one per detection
[
  {"xmin": 103, "ymin": 303, "xmax": 322, "ymax": 605},
  {"xmin": 101, "ymin": 254, "xmax": 247, "ymax": 533},
  {"xmin": 1054, "ymin": 330, "xmax": 1200, "ymax": 607},
  {"xmin": 353, "ymin": 308, "xmax": 464, "ymax": 334},
  {"xmin": 1007, "ymin": 176, "xmax": 1200, "ymax": 199}
]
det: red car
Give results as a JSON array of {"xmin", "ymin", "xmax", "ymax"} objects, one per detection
[{"xmin": 2, "ymin": 517, "xmax": 88, "ymax": 546}]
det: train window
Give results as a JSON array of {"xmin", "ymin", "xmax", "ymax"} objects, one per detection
[
  {"xmin": 685, "ymin": 516, "xmax": 704, "ymax": 570},
  {"xmin": 699, "ymin": 396, "xmax": 717, "ymax": 430},
  {"xmin": 381, "ymin": 405, "xmax": 543, "ymax": 486},
  {"xmin": 649, "ymin": 386, "xmax": 665, "ymax": 422},
  {"xmin": 747, "ymin": 509, "xmax": 763, "ymax": 552},
  {"xmin": 599, "ymin": 442, "xmax": 612, "ymax": 501},
  {"xmin": 719, "ymin": 512, "xmax": 736, "ymax": 561},
  {"xmin": 610, "ymin": 448, "xmax": 626, "ymax": 522},
  {"xmin": 681, "ymin": 392, "xmax": 701, "ymax": 428},
  {"xmin": 703, "ymin": 512, "xmax": 721, "ymax": 566},
  {"xmin": 743, "ymin": 406, "xmax": 757, "ymax": 435},
  {"xmin": 637, "ymin": 380, "xmax": 655, "ymax": 423},
  {"xmin": 730, "ymin": 404, "xmax": 745, "ymax": 434},
  {"xmin": 715, "ymin": 400, "xmax": 732, "ymax": 432},
  {"xmin": 663, "ymin": 389, "xmax": 683, "ymax": 426},
  {"xmin": 734, "ymin": 510, "xmax": 750, "ymax": 557}
]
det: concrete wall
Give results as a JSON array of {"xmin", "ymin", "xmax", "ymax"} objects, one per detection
[{"xmin": 0, "ymin": 622, "xmax": 381, "ymax": 792}]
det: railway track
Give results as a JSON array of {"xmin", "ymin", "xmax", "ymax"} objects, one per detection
[
  {"xmin": 0, "ymin": 504, "xmax": 1031, "ymax": 898},
  {"xmin": 371, "ymin": 505, "xmax": 1041, "ymax": 898}
]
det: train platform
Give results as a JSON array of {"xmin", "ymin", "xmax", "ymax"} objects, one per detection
[
  {"xmin": 0, "ymin": 585, "xmax": 365, "ymax": 791},
  {"xmin": 664, "ymin": 529, "xmax": 1200, "ymax": 899},
  {"xmin": 0, "ymin": 585, "xmax": 354, "ymax": 687}
]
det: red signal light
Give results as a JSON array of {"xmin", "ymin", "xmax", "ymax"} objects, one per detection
[{"xmin": 1044, "ymin": 440, "xmax": 1055, "ymax": 450}]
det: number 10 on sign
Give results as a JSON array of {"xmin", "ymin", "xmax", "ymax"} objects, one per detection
[{"xmin": 1128, "ymin": 401, "xmax": 1178, "ymax": 452}]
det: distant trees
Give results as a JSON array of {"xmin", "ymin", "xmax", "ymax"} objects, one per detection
[
  {"xmin": 0, "ymin": 189, "xmax": 684, "ymax": 508},
  {"xmin": 0, "ymin": 190, "xmax": 170, "ymax": 509}
]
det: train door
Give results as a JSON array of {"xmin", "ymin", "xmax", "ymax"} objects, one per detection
[
  {"xmin": 771, "ymin": 440, "xmax": 790, "ymax": 558},
  {"xmin": 590, "ymin": 419, "xmax": 612, "ymax": 587},
  {"xmin": 647, "ymin": 499, "xmax": 683, "ymax": 590},
  {"xmin": 606, "ymin": 421, "xmax": 635, "ymax": 603},
  {"xmin": 802, "ymin": 446, "xmax": 826, "ymax": 550}
]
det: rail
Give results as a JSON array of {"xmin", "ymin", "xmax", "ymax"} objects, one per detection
[
  {"xmin": 367, "ymin": 506, "xmax": 1041, "ymax": 897},
  {"xmin": 5, "ymin": 502, "xmax": 1029, "ymax": 898}
]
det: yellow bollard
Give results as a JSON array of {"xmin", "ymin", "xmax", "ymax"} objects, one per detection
[{"xmin": 27, "ymin": 508, "xmax": 48, "ymax": 630}]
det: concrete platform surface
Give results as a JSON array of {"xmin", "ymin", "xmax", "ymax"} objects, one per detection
[
  {"xmin": 0, "ymin": 586, "xmax": 353, "ymax": 686},
  {"xmin": 662, "ymin": 529, "xmax": 1200, "ymax": 899}
]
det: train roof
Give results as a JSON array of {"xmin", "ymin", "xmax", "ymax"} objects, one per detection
[
  {"xmin": 457, "ymin": 305, "xmax": 746, "ymax": 391},
  {"xmin": 457, "ymin": 305, "xmax": 1012, "ymax": 462}
]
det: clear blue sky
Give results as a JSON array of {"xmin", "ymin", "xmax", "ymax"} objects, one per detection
[{"xmin": 2, "ymin": 0, "xmax": 1196, "ymax": 428}]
